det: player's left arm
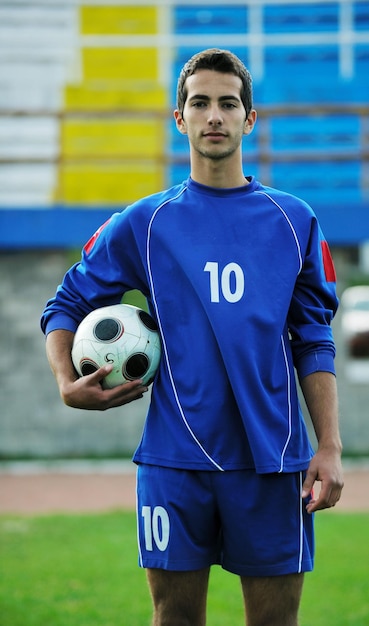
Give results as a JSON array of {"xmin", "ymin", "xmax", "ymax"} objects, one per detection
[{"xmin": 300, "ymin": 370, "xmax": 344, "ymax": 513}]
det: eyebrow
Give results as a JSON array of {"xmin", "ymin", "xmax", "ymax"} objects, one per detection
[{"xmin": 188, "ymin": 94, "xmax": 241, "ymax": 103}]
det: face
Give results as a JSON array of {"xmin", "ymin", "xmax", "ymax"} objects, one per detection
[{"xmin": 174, "ymin": 69, "xmax": 255, "ymax": 162}]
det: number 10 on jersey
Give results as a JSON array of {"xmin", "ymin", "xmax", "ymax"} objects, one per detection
[{"xmin": 204, "ymin": 262, "xmax": 245, "ymax": 303}]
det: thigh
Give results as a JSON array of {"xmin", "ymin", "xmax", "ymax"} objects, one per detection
[
  {"xmin": 215, "ymin": 470, "xmax": 314, "ymax": 576},
  {"xmin": 136, "ymin": 465, "xmax": 221, "ymax": 571},
  {"xmin": 241, "ymin": 573, "xmax": 304, "ymax": 626},
  {"xmin": 147, "ymin": 567, "xmax": 210, "ymax": 626}
]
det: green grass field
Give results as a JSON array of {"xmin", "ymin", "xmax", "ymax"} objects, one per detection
[{"xmin": 1, "ymin": 511, "xmax": 368, "ymax": 625}]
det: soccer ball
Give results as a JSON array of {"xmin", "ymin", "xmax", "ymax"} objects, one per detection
[{"xmin": 71, "ymin": 304, "xmax": 161, "ymax": 389}]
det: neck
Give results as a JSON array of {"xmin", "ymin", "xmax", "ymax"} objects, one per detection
[{"xmin": 189, "ymin": 150, "xmax": 247, "ymax": 189}]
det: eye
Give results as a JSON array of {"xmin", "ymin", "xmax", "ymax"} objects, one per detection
[
  {"xmin": 222, "ymin": 102, "xmax": 237, "ymax": 109},
  {"xmin": 192, "ymin": 101, "xmax": 207, "ymax": 108}
]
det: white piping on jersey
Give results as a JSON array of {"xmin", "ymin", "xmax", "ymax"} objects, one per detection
[
  {"xmin": 298, "ymin": 471, "xmax": 304, "ymax": 573},
  {"xmin": 146, "ymin": 185, "xmax": 225, "ymax": 471},
  {"xmin": 258, "ymin": 190, "xmax": 303, "ymax": 472},
  {"xmin": 278, "ymin": 334, "xmax": 293, "ymax": 473},
  {"xmin": 136, "ymin": 470, "xmax": 144, "ymax": 567},
  {"xmin": 255, "ymin": 191, "xmax": 303, "ymax": 274}
]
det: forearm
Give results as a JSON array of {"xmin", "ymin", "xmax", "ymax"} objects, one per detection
[
  {"xmin": 300, "ymin": 370, "xmax": 342, "ymax": 452},
  {"xmin": 46, "ymin": 329, "xmax": 79, "ymax": 394},
  {"xmin": 300, "ymin": 370, "xmax": 343, "ymax": 511}
]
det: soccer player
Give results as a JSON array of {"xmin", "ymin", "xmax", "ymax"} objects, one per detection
[{"xmin": 41, "ymin": 49, "xmax": 344, "ymax": 626}]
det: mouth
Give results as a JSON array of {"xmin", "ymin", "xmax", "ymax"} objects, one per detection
[{"xmin": 203, "ymin": 132, "xmax": 227, "ymax": 140}]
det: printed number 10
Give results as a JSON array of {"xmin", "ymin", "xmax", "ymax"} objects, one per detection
[
  {"xmin": 204, "ymin": 261, "xmax": 244, "ymax": 303},
  {"xmin": 142, "ymin": 506, "xmax": 170, "ymax": 552}
]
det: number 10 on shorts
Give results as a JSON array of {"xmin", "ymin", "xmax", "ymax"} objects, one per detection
[{"xmin": 142, "ymin": 506, "xmax": 170, "ymax": 551}]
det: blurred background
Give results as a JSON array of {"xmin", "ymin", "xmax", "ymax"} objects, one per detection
[{"xmin": 0, "ymin": 0, "xmax": 369, "ymax": 462}]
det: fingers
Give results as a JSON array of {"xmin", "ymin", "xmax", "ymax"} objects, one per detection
[
  {"xmin": 64, "ymin": 365, "xmax": 149, "ymax": 410},
  {"xmin": 303, "ymin": 474, "xmax": 344, "ymax": 514},
  {"xmin": 305, "ymin": 481, "xmax": 343, "ymax": 514},
  {"xmin": 301, "ymin": 469, "xmax": 315, "ymax": 500},
  {"xmin": 90, "ymin": 364, "xmax": 114, "ymax": 383},
  {"xmin": 301, "ymin": 450, "xmax": 344, "ymax": 514},
  {"xmin": 92, "ymin": 366, "xmax": 149, "ymax": 404},
  {"xmin": 103, "ymin": 380, "xmax": 149, "ymax": 409}
]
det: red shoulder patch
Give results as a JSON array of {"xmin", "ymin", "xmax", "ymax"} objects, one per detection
[
  {"xmin": 321, "ymin": 240, "xmax": 336, "ymax": 282},
  {"xmin": 83, "ymin": 219, "xmax": 111, "ymax": 255}
]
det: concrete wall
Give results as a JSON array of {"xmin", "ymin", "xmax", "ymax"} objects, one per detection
[
  {"xmin": 1, "ymin": 251, "xmax": 368, "ymax": 459},
  {"xmin": 0, "ymin": 252, "xmax": 149, "ymax": 459}
]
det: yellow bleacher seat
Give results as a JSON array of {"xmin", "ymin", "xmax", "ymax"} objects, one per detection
[
  {"xmin": 56, "ymin": 6, "xmax": 167, "ymax": 206},
  {"xmin": 83, "ymin": 48, "xmax": 159, "ymax": 81},
  {"xmin": 64, "ymin": 82, "xmax": 167, "ymax": 111},
  {"xmin": 58, "ymin": 162, "xmax": 164, "ymax": 204},
  {"xmin": 61, "ymin": 117, "xmax": 165, "ymax": 159},
  {"xmin": 81, "ymin": 6, "xmax": 157, "ymax": 35}
]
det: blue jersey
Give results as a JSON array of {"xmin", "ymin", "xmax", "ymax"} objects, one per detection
[{"xmin": 41, "ymin": 176, "xmax": 338, "ymax": 473}]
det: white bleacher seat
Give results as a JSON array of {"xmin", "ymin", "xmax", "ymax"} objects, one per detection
[
  {"xmin": 0, "ymin": 4, "xmax": 77, "ymax": 206},
  {"xmin": 0, "ymin": 117, "xmax": 59, "ymax": 159},
  {"xmin": 0, "ymin": 163, "xmax": 57, "ymax": 207}
]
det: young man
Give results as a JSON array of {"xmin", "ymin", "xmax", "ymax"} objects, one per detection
[{"xmin": 41, "ymin": 49, "xmax": 343, "ymax": 626}]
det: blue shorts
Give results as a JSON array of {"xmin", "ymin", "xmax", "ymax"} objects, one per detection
[{"xmin": 136, "ymin": 465, "xmax": 314, "ymax": 577}]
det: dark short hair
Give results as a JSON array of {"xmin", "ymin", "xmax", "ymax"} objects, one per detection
[{"xmin": 176, "ymin": 48, "xmax": 253, "ymax": 116}]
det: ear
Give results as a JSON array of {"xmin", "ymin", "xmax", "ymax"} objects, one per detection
[
  {"xmin": 174, "ymin": 109, "xmax": 187, "ymax": 135},
  {"xmin": 243, "ymin": 109, "xmax": 257, "ymax": 136}
]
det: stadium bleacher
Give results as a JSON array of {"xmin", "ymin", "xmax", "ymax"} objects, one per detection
[{"xmin": 0, "ymin": 0, "xmax": 368, "ymax": 247}]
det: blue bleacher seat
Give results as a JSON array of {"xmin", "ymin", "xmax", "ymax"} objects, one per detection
[
  {"xmin": 261, "ymin": 45, "xmax": 340, "ymax": 104},
  {"xmin": 174, "ymin": 5, "xmax": 247, "ymax": 34},
  {"xmin": 270, "ymin": 159, "xmax": 362, "ymax": 206},
  {"xmin": 269, "ymin": 115, "xmax": 360, "ymax": 153},
  {"xmin": 354, "ymin": 1, "xmax": 369, "ymax": 30},
  {"xmin": 167, "ymin": 163, "xmax": 190, "ymax": 187},
  {"xmin": 264, "ymin": 2, "xmax": 339, "ymax": 33}
]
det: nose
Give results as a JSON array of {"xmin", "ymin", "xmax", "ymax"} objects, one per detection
[{"xmin": 207, "ymin": 105, "xmax": 223, "ymax": 125}]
